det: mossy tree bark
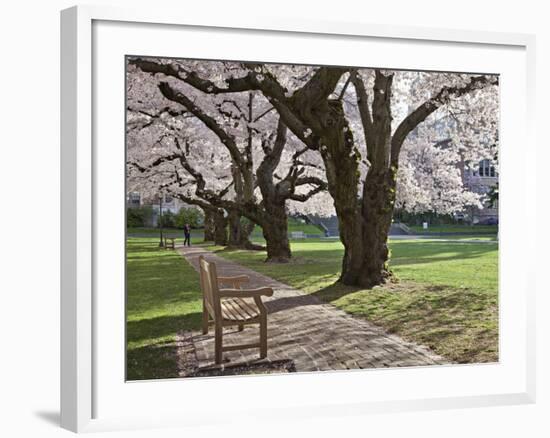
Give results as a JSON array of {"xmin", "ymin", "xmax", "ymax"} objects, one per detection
[
  {"xmin": 203, "ymin": 208, "xmax": 215, "ymax": 242},
  {"xmin": 203, "ymin": 206, "xmax": 228, "ymax": 246},
  {"xmin": 212, "ymin": 209, "xmax": 228, "ymax": 246}
]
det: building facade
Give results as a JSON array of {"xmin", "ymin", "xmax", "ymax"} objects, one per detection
[
  {"xmin": 459, "ymin": 158, "xmax": 499, "ymax": 224},
  {"xmin": 126, "ymin": 192, "xmax": 192, "ymax": 227}
]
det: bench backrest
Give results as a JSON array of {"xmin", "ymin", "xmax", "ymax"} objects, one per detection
[{"xmin": 198, "ymin": 256, "xmax": 220, "ymax": 318}]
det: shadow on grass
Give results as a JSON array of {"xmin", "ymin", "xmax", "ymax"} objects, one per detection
[
  {"xmin": 127, "ymin": 312, "xmax": 204, "ymax": 380},
  {"xmin": 127, "ymin": 342, "xmax": 181, "ymax": 381},
  {"xmin": 127, "ymin": 312, "xmax": 202, "ymax": 343},
  {"xmin": 213, "ymin": 241, "xmax": 497, "ymax": 270}
]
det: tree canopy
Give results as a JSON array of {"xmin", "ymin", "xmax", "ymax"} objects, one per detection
[{"xmin": 127, "ymin": 57, "xmax": 498, "ymax": 281}]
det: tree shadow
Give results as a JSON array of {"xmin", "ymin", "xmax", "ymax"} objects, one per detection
[
  {"xmin": 127, "ymin": 312, "xmax": 202, "ymax": 343},
  {"xmin": 126, "ymin": 312, "xmax": 204, "ymax": 380},
  {"xmin": 127, "ymin": 342, "xmax": 181, "ymax": 381},
  {"xmin": 390, "ymin": 241, "xmax": 497, "ymax": 267}
]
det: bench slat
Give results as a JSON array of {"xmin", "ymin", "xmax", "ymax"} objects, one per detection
[
  {"xmin": 221, "ymin": 300, "xmax": 241, "ymax": 321},
  {"xmin": 221, "ymin": 298, "xmax": 260, "ymax": 321},
  {"xmin": 238, "ymin": 299, "xmax": 261, "ymax": 319}
]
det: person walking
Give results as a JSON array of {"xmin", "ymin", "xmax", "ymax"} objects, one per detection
[{"xmin": 183, "ymin": 223, "xmax": 191, "ymax": 247}]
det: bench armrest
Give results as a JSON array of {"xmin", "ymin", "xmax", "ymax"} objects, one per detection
[
  {"xmin": 217, "ymin": 275, "xmax": 250, "ymax": 286},
  {"xmin": 218, "ymin": 287, "xmax": 274, "ymax": 298}
]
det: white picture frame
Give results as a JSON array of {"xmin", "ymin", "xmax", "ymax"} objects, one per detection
[{"xmin": 60, "ymin": 4, "xmax": 536, "ymax": 433}]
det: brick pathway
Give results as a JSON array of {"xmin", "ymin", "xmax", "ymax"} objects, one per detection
[{"xmin": 176, "ymin": 245, "xmax": 448, "ymax": 376}]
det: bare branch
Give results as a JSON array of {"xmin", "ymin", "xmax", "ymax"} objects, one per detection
[
  {"xmin": 129, "ymin": 58, "xmax": 257, "ymax": 94},
  {"xmin": 349, "ymin": 70, "xmax": 375, "ymax": 161},
  {"xmin": 157, "ymin": 81, "xmax": 243, "ymax": 166},
  {"xmin": 337, "ymin": 73, "xmax": 352, "ymax": 101},
  {"xmin": 289, "ymin": 184, "xmax": 327, "ymax": 202}
]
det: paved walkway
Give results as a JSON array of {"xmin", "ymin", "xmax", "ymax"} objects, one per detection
[{"xmin": 176, "ymin": 245, "xmax": 448, "ymax": 376}]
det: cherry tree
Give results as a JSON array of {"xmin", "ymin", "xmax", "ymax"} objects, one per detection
[
  {"xmin": 127, "ymin": 110, "xmax": 232, "ymax": 245},
  {"xmin": 130, "ymin": 58, "xmax": 498, "ymax": 286},
  {"xmin": 127, "ymin": 59, "xmax": 328, "ymax": 262}
]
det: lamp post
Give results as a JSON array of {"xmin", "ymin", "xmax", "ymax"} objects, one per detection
[{"xmin": 158, "ymin": 193, "xmax": 164, "ymax": 248}]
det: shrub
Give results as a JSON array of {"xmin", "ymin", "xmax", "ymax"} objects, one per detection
[
  {"xmin": 159, "ymin": 210, "xmax": 176, "ymax": 228},
  {"xmin": 175, "ymin": 207, "xmax": 204, "ymax": 229},
  {"xmin": 127, "ymin": 206, "xmax": 153, "ymax": 228}
]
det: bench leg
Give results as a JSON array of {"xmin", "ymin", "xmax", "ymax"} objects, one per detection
[
  {"xmin": 238, "ymin": 323, "xmax": 244, "ymax": 332},
  {"xmin": 215, "ymin": 323, "xmax": 223, "ymax": 365},
  {"xmin": 259, "ymin": 314, "xmax": 267, "ymax": 359},
  {"xmin": 202, "ymin": 305, "xmax": 209, "ymax": 335}
]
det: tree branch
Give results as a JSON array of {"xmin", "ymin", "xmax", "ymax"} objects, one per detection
[
  {"xmin": 129, "ymin": 58, "xmax": 257, "ymax": 94},
  {"xmin": 288, "ymin": 183, "xmax": 327, "ymax": 202},
  {"xmin": 349, "ymin": 70, "xmax": 375, "ymax": 161},
  {"xmin": 157, "ymin": 81, "xmax": 243, "ymax": 166}
]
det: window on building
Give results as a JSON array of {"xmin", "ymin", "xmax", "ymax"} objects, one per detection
[
  {"xmin": 129, "ymin": 192, "xmax": 140, "ymax": 206},
  {"xmin": 478, "ymin": 159, "xmax": 496, "ymax": 178}
]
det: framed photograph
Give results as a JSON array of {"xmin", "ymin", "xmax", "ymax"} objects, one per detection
[{"xmin": 61, "ymin": 5, "xmax": 536, "ymax": 433}]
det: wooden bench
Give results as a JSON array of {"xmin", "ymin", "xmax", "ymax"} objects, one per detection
[
  {"xmin": 163, "ymin": 237, "xmax": 176, "ymax": 249},
  {"xmin": 198, "ymin": 256, "xmax": 273, "ymax": 364}
]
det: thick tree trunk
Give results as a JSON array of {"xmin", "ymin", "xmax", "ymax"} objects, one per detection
[
  {"xmin": 203, "ymin": 209, "xmax": 215, "ymax": 242},
  {"xmin": 202, "ymin": 207, "xmax": 227, "ymax": 245},
  {"xmin": 228, "ymin": 210, "xmax": 243, "ymax": 247},
  {"xmin": 333, "ymin": 168, "xmax": 396, "ymax": 287},
  {"xmin": 212, "ymin": 209, "xmax": 228, "ymax": 246},
  {"xmin": 336, "ymin": 70, "xmax": 396, "ymax": 287},
  {"xmin": 261, "ymin": 201, "xmax": 291, "ymax": 263},
  {"xmin": 337, "ymin": 209, "xmax": 364, "ymax": 285},
  {"xmin": 357, "ymin": 168, "xmax": 396, "ymax": 287},
  {"xmin": 227, "ymin": 209, "xmax": 257, "ymax": 249},
  {"xmin": 315, "ymin": 100, "xmax": 364, "ymax": 285}
]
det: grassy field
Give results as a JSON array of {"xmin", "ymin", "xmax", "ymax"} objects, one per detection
[
  {"xmin": 127, "ymin": 232, "xmax": 498, "ymax": 379},
  {"xmin": 126, "ymin": 238, "xmax": 203, "ymax": 380},
  {"xmin": 251, "ymin": 218, "xmax": 324, "ymax": 239},
  {"xmin": 212, "ymin": 239, "xmax": 499, "ymax": 364}
]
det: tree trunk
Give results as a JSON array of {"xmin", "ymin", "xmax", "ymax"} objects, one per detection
[
  {"xmin": 261, "ymin": 201, "xmax": 291, "ymax": 263},
  {"xmin": 202, "ymin": 207, "xmax": 227, "ymax": 245},
  {"xmin": 203, "ymin": 209, "xmax": 215, "ymax": 242},
  {"xmin": 212, "ymin": 209, "xmax": 228, "ymax": 246},
  {"xmin": 227, "ymin": 209, "xmax": 256, "ymax": 248},
  {"xmin": 227, "ymin": 209, "xmax": 242, "ymax": 247},
  {"xmin": 335, "ymin": 70, "xmax": 396, "ymax": 287},
  {"xmin": 336, "ymin": 208, "xmax": 364, "ymax": 285},
  {"xmin": 357, "ymin": 168, "xmax": 396, "ymax": 287},
  {"xmin": 315, "ymin": 100, "xmax": 364, "ymax": 285}
]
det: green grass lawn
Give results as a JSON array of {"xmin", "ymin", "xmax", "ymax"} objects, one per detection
[
  {"xmin": 251, "ymin": 218, "xmax": 324, "ymax": 239},
  {"xmin": 420, "ymin": 235, "xmax": 497, "ymax": 241},
  {"xmin": 126, "ymin": 237, "xmax": 203, "ymax": 380},
  {"xmin": 408, "ymin": 224, "xmax": 498, "ymax": 235},
  {"xmin": 127, "ymin": 232, "xmax": 498, "ymax": 379},
  {"xmin": 211, "ymin": 239, "xmax": 499, "ymax": 364}
]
